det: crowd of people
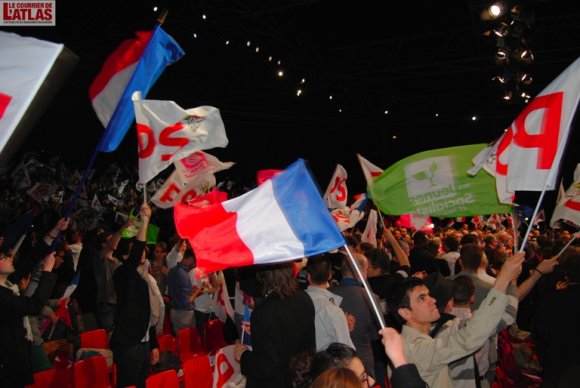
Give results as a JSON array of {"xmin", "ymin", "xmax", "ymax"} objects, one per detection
[{"xmin": 0, "ymin": 153, "xmax": 578, "ymax": 388}]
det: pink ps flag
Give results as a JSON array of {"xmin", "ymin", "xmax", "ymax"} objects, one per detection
[
  {"xmin": 471, "ymin": 57, "xmax": 580, "ymax": 201},
  {"xmin": 89, "ymin": 27, "xmax": 185, "ymax": 153},
  {"xmin": 323, "ymin": 164, "xmax": 348, "ymax": 209},
  {"xmin": 133, "ymin": 93, "xmax": 229, "ymax": 183},
  {"xmin": 174, "ymin": 159, "xmax": 345, "ymax": 274},
  {"xmin": 550, "ymin": 164, "xmax": 580, "ymax": 228}
]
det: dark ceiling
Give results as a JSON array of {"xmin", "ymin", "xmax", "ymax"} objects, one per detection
[{"xmin": 3, "ymin": 0, "xmax": 580, "ymax": 193}]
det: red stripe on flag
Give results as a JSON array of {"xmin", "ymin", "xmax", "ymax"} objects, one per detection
[
  {"xmin": 174, "ymin": 203, "xmax": 254, "ymax": 273},
  {"xmin": 0, "ymin": 92, "xmax": 12, "ymax": 119},
  {"xmin": 565, "ymin": 198, "xmax": 580, "ymax": 211},
  {"xmin": 88, "ymin": 31, "xmax": 152, "ymax": 100}
]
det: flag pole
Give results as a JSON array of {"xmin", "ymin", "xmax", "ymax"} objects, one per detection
[
  {"xmin": 510, "ymin": 207, "xmax": 519, "ymax": 252},
  {"xmin": 556, "ymin": 232, "xmax": 578, "ymax": 258},
  {"xmin": 343, "ymin": 244, "xmax": 386, "ymax": 329},
  {"xmin": 518, "ymin": 184, "xmax": 550, "ymax": 253}
]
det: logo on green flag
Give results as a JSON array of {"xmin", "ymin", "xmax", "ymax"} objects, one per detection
[{"xmin": 370, "ymin": 144, "xmax": 510, "ymax": 217}]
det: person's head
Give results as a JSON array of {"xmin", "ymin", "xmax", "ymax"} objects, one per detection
[
  {"xmin": 388, "ymin": 277, "xmax": 440, "ymax": 330},
  {"xmin": 153, "ymin": 242, "xmax": 167, "ymax": 260},
  {"xmin": 306, "ymin": 254, "xmax": 332, "ymax": 286},
  {"xmin": 424, "ymin": 272, "xmax": 456, "ymax": 314},
  {"xmin": 310, "ymin": 343, "xmax": 375, "ymax": 388},
  {"xmin": 181, "ymin": 247, "xmax": 197, "ymax": 269},
  {"xmin": 311, "ymin": 367, "xmax": 363, "ymax": 388},
  {"xmin": 0, "ymin": 250, "xmax": 15, "ymax": 280},
  {"xmin": 256, "ymin": 261, "xmax": 297, "ymax": 298},
  {"xmin": 459, "ymin": 243, "xmax": 484, "ymax": 271},
  {"xmin": 460, "ymin": 233, "xmax": 479, "ymax": 247},
  {"xmin": 453, "ymin": 275, "xmax": 475, "ymax": 307},
  {"xmin": 443, "ymin": 235, "xmax": 460, "ymax": 253},
  {"xmin": 563, "ymin": 251, "xmax": 580, "ymax": 283},
  {"xmin": 341, "ymin": 253, "xmax": 368, "ymax": 280},
  {"xmin": 365, "ymin": 248, "xmax": 390, "ymax": 277},
  {"xmin": 413, "ymin": 231, "xmax": 428, "ymax": 249},
  {"xmin": 426, "ymin": 238, "xmax": 442, "ymax": 257},
  {"xmin": 483, "ymin": 234, "xmax": 497, "ymax": 248}
]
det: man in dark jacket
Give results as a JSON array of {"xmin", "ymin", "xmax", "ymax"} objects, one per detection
[
  {"xmin": 110, "ymin": 204, "xmax": 159, "ymax": 388},
  {"xmin": 0, "ymin": 250, "xmax": 57, "ymax": 387}
]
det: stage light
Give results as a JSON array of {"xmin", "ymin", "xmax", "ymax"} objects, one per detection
[
  {"xmin": 384, "ymin": 110, "xmax": 389, "ymax": 115},
  {"xmin": 435, "ymin": 113, "xmax": 439, "ymax": 117},
  {"xmin": 268, "ymin": 56, "xmax": 273, "ymax": 62},
  {"xmin": 296, "ymin": 89, "xmax": 303, "ymax": 96},
  {"xmin": 202, "ymin": 14, "xmax": 207, "ymax": 20},
  {"xmin": 502, "ymin": 90, "xmax": 513, "ymax": 101},
  {"xmin": 520, "ymin": 73, "xmax": 533, "ymax": 85},
  {"xmin": 489, "ymin": 4, "xmax": 502, "ymax": 18},
  {"xmin": 153, "ymin": 6, "xmax": 158, "ymax": 12},
  {"xmin": 300, "ymin": 78, "xmax": 306, "ymax": 84},
  {"xmin": 329, "ymin": 95, "xmax": 333, "ymax": 100},
  {"xmin": 277, "ymin": 70, "xmax": 284, "ymax": 77},
  {"xmin": 255, "ymin": 47, "xmax": 260, "ymax": 53},
  {"xmin": 225, "ymin": 40, "xmax": 230, "ymax": 45},
  {"xmin": 472, "ymin": 116, "xmax": 477, "ymax": 121},
  {"xmin": 246, "ymin": 41, "xmax": 251, "ymax": 47},
  {"xmin": 493, "ymin": 22, "xmax": 510, "ymax": 37}
]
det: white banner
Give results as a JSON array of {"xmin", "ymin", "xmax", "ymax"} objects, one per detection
[{"xmin": 0, "ymin": 31, "xmax": 63, "ymax": 154}]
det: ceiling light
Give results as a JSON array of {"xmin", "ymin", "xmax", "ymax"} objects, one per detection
[
  {"xmin": 300, "ymin": 78, "xmax": 306, "ymax": 84},
  {"xmin": 277, "ymin": 70, "xmax": 284, "ymax": 77},
  {"xmin": 153, "ymin": 6, "xmax": 158, "ymax": 12},
  {"xmin": 246, "ymin": 41, "xmax": 251, "ymax": 47},
  {"xmin": 435, "ymin": 113, "xmax": 439, "ymax": 117},
  {"xmin": 519, "ymin": 73, "xmax": 533, "ymax": 85},
  {"xmin": 392, "ymin": 135, "xmax": 397, "ymax": 139},
  {"xmin": 277, "ymin": 60, "xmax": 282, "ymax": 65},
  {"xmin": 472, "ymin": 116, "xmax": 477, "ymax": 121},
  {"xmin": 502, "ymin": 90, "xmax": 513, "ymax": 101},
  {"xmin": 268, "ymin": 56, "xmax": 273, "ymax": 62},
  {"xmin": 329, "ymin": 95, "xmax": 333, "ymax": 100},
  {"xmin": 489, "ymin": 4, "xmax": 502, "ymax": 18},
  {"xmin": 202, "ymin": 14, "xmax": 207, "ymax": 20},
  {"xmin": 225, "ymin": 40, "xmax": 230, "ymax": 45},
  {"xmin": 384, "ymin": 110, "xmax": 389, "ymax": 115},
  {"xmin": 255, "ymin": 47, "xmax": 260, "ymax": 53},
  {"xmin": 296, "ymin": 89, "xmax": 302, "ymax": 96}
]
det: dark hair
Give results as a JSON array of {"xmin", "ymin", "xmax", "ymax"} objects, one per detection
[
  {"xmin": 413, "ymin": 231, "xmax": 428, "ymax": 248},
  {"xmin": 460, "ymin": 243, "xmax": 483, "ymax": 270},
  {"xmin": 182, "ymin": 247, "xmax": 196, "ymax": 261},
  {"xmin": 311, "ymin": 367, "xmax": 361, "ymax": 388},
  {"xmin": 426, "ymin": 240, "xmax": 441, "ymax": 257},
  {"xmin": 563, "ymin": 252, "xmax": 580, "ymax": 283},
  {"xmin": 306, "ymin": 255, "xmax": 332, "ymax": 285},
  {"xmin": 310, "ymin": 343, "xmax": 357, "ymax": 380},
  {"xmin": 256, "ymin": 262, "xmax": 297, "ymax": 298},
  {"xmin": 387, "ymin": 277, "xmax": 425, "ymax": 324},
  {"xmin": 460, "ymin": 234, "xmax": 479, "ymax": 246},
  {"xmin": 453, "ymin": 275, "xmax": 475, "ymax": 306},
  {"xmin": 444, "ymin": 235, "xmax": 460, "ymax": 252},
  {"xmin": 483, "ymin": 234, "xmax": 497, "ymax": 245},
  {"xmin": 366, "ymin": 248, "xmax": 390, "ymax": 274}
]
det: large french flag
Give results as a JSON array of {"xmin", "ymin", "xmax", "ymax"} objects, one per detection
[
  {"xmin": 89, "ymin": 26, "xmax": 185, "ymax": 152},
  {"xmin": 174, "ymin": 159, "xmax": 345, "ymax": 273}
]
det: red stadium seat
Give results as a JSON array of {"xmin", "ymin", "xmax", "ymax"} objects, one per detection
[
  {"xmin": 73, "ymin": 355, "xmax": 111, "ymax": 388},
  {"xmin": 183, "ymin": 355, "xmax": 212, "ymax": 388},
  {"xmin": 146, "ymin": 369, "xmax": 179, "ymax": 388},
  {"xmin": 177, "ymin": 327, "xmax": 205, "ymax": 362},
  {"xmin": 25, "ymin": 368, "xmax": 57, "ymax": 388},
  {"xmin": 203, "ymin": 318, "xmax": 228, "ymax": 353},
  {"xmin": 79, "ymin": 329, "xmax": 108, "ymax": 349}
]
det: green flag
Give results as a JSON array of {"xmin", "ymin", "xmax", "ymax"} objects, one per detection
[{"xmin": 370, "ymin": 144, "xmax": 511, "ymax": 217}]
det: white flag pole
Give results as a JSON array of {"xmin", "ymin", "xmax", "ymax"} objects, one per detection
[
  {"xmin": 343, "ymin": 244, "xmax": 386, "ymax": 329},
  {"xmin": 556, "ymin": 232, "xmax": 578, "ymax": 258}
]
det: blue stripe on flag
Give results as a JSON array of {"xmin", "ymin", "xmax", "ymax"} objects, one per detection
[{"xmin": 271, "ymin": 159, "xmax": 345, "ymax": 256}]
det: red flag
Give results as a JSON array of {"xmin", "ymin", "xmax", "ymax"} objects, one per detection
[{"xmin": 256, "ymin": 169, "xmax": 283, "ymax": 185}]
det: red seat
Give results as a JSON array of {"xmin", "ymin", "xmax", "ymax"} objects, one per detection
[
  {"xmin": 203, "ymin": 318, "xmax": 228, "ymax": 353},
  {"xmin": 183, "ymin": 355, "xmax": 212, "ymax": 388},
  {"xmin": 26, "ymin": 368, "xmax": 57, "ymax": 388},
  {"xmin": 157, "ymin": 334, "xmax": 177, "ymax": 355},
  {"xmin": 146, "ymin": 369, "xmax": 179, "ymax": 388},
  {"xmin": 73, "ymin": 355, "xmax": 111, "ymax": 388},
  {"xmin": 80, "ymin": 328, "xmax": 108, "ymax": 349},
  {"xmin": 177, "ymin": 327, "xmax": 205, "ymax": 362}
]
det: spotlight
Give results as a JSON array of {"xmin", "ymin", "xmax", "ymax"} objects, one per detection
[
  {"xmin": 492, "ymin": 75, "xmax": 508, "ymax": 84},
  {"xmin": 246, "ymin": 41, "xmax": 251, "ymax": 47},
  {"xmin": 472, "ymin": 116, "xmax": 477, "ymax": 121},
  {"xmin": 277, "ymin": 70, "xmax": 284, "ymax": 77},
  {"xmin": 225, "ymin": 40, "xmax": 230, "ymax": 45},
  {"xmin": 255, "ymin": 47, "xmax": 260, "ymax": 53},
  {"xmin": 296, "ymin": 89, "xmax": 303, "ymax": 96},
  {"xmin": 202, "ymin": 13, "xmax": 207, "ymax": 20},
  {"xmin": 329, "ymin": 95, "xmax": 333, "ymax": 100},
  {"xmin": 277, "ymin": 60, "xmax": 282, "ymax": 65},
  {"xmin": 392, "ymin": 135, "xmax": 397, "ymax": 139},
  {"xmin": 384, "ymin": 110, "xmax": 389, "ymax": 115},
  {"xmin": 519, "ymin": 49, "xmax": 534, "ymax": 64},
  {"xmin": 493, "ymin": 22, "xmax": 510, "ymax": 37},
  {"xmin": 153, "ymin": 6, "xmax": 158, "ymax": 12},
  {"xmin": 495, "ymin": 48, "xmax": 509, "ymax": 62},
  {"xmin": 489, "ymin": 4, "xmax": 502, "ymax": 18},
  {"xmin": 502, "ymin": 90, "xmax": 513, "ymax": 101},
  {"xmin": 268, "ymin": 56, "xmax": 273, "ymax": 62},
  {"xmin": 300, "ymin": 78, "xmax": 306, "ymax": 84}
]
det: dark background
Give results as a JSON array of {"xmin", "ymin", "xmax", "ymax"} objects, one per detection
[{"xmin": 2, "ymin": 0, "xmax": 579, "ymax": 212}]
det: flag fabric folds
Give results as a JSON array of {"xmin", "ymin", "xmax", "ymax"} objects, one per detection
[
  {"xmin": 371, "ymin": 144, "xmax": 511, "ymax": 217},
  {"xmin": 90, "ymin": 26, "xmax": 185, "ymax": 153},
  {"xmin": 471, "ymin": 57, "xmax": 580, "ymax": 202},
  {"xmin": 323, "ymin": 164, "xmax": 348, "ymax": 209},
  {"xmin": 550, "ymin": 163, "xmax": 580, "ymax": 228},
  {"xmin": 152, "ymin": 151, "xmax": 234, "ymax": 208},
  {"xmin": 174, "ymin": 159, "xmax": 345, "ymax": 274},
  {"xmin": 361, "ymin": 209, "xmax": 378, "ymax": 247},
  {"xmin": 133, "ymin": 94, "xmax": 229, "ymax": 183},
  {"xmin": 0, "ymin": 32, "xmax": 64, "ymax": 155},
  {"xmin": 357, "ymin": 154, "xmax": 384, "ymax": 188}
]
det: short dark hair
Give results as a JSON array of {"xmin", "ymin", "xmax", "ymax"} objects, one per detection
[
  {"xmin": 413, "ymin": 231, "xmax": 428, "ymax": 247},
  {"xmin": 306, "ymin": 254, "xmax": 332, "ymax": 285},
  {"xmin": 387, "ymin": 277, "xmax": 425, "ymax": 324},
  {"xmin": 310, "ymin": 343, "xmax": 357, "ymax": 380},
  {"xmin": 460, "ymin": 243, "xmax": 483, "ymax": 270},
  {"xmin": 444, "ymin": 235, "xmax": 460, "ymax": 252},
  {"xmin": 460, "ymin": 234, "xmax": 479, "ymax": 246},
  {"xmin": 366, "ymin": 248, "xmax": 390, "ymax": 273},
  {"xmin": 563, "ymin": 252, "xmax": 580, "ymax": 283},
  {"xmin": 453, "ymin": 275, "xmax": 475, "ymax": 306}
]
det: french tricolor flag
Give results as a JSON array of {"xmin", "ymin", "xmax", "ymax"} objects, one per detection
[
  {"xmin": 89, "ymin": 26, "xmax": 184, "ymax": 153},
  {"xmin": 174, "ymin": 159, "xmax": 345, "ymax": 274}
]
